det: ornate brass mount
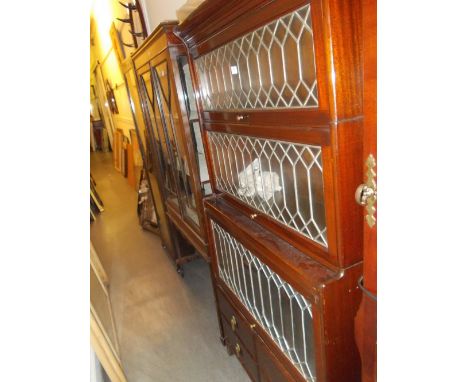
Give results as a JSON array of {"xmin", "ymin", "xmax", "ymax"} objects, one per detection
[{"xmin": 355, "ymin": 154, "xmax": 377, "ymax": 228}]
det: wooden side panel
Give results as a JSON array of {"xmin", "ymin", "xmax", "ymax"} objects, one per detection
[
  {"xmin": 320, "ymin": 264, "xmax": 362, "ymax": 382},
  {"xmin": 355, "ymin": 0, "xmax": 377, "ymax": 381},
  {"xmin": 126, "ymin": 142, "xmax": 136, "ymax": 189},
  {"xmin": 330, "ymin": 119, "xmax": 364, "ymax": 267}
]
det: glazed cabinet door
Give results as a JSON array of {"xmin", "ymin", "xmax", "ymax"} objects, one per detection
[
  {"xmin": 176, "ymin": 54, "xmax": 212, "ymax": 198},
  {"xmin": 123, "ymin": 67, "xmax": 174, "ymax": 255},
  {"xmin": 137, "ymin": 66, "xmax": 181, "ymax": 211},
  {"xmin": 152, "ymin": 56, "xmax": 200, "ymax": 226},
  {"xmin": 191, "ymin": 1, "xmax": 329, "ymax": 124}
]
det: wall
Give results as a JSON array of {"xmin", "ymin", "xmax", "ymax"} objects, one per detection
[
  {"xmin": 140, "ymin": 0, "xmax": 186, "ymax": 33},
  {"xmin": 90, "ymin": 0, "xmax": 137, "ymax": 141},
  {"xmin": 90, "ymin": 0, "xmax": 188, "ymax": 140}
]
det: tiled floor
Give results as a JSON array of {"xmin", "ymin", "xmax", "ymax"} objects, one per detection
[{"xmin": 91, "ymin": 152, "xmax": 249, "ymax": 382}]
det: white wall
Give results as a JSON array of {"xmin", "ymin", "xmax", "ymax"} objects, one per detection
[{"xmin": 140, "ymin": 0, "xmax": 186, "ymax": 33}]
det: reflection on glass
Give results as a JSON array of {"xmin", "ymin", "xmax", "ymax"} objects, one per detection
[
  {"xmin": 212, "ymin": 221, "xmax": 316, "ymax": 381},
  {"xmin": 152, "ymin": 62, "xmax": 199, "ymax": 225},
  {"xmin": 139, "ymin": 72, "xmax": 179, "ymax": 204},
  {"xmin": 178, "ymin": 56, "xmax": 212, "ymax": 196},
  {"xmin": 208, "ymin": 132, "xmax": 327, "ymax": 247},
  {"xmin": 194, "ymin": 4, "xmax": 318, "ymax": 111}
]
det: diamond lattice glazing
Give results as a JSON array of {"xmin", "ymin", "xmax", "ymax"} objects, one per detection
[
  {"xmin": 194, "ymin": 4, "xmax": 318, "ymax": 110},
  {"xmin": 212, "ymin": 221, "xmax": 316, "ymax": 381},
  {"xmin": 208, "ymin": 131, "xmax": 327, "ymax": 247}
]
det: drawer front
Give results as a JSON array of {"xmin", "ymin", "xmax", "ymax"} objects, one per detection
[
  {"xmin": 221, "ymin": 315, "xmax": 260, "ymax": 382},
  {"xmin": 217, "ymin": 286, "xmax": 256, "ymax": 356},
  {"xmin": 256, "ymin": 336, "xmax": 296, "ymax": 382}
]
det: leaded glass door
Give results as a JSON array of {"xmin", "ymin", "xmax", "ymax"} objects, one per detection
[
  {"xmin": 177, "ymin": 55, "xmax": 212, "ymax": 197},
  {"xmin": 138, "ymin": 68, "xmax": 180, "ymax": 209},
  {"xmin": 151, "ymin": 59, "xmax": 201, "ymax": 228}
]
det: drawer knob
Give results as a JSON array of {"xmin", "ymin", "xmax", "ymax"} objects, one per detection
[
  {"xmin": 250, "ymin": 213, "xmax": 257, "ymax": 219},
  {"xmin": 235, "ymin": 343, "xmax": 241, "ymax": 357},
  {"xmin": 230, "ymin": 315, "xmax": 237, "ymax": 331},
  {"xmin": 236, "ymin": 114, "xmax": 247, "ymax": 121}
]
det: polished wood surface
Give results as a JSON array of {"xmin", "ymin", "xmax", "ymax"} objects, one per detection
[{"xmin": 354, "ymin": 0, "xmax": 377, "ymax": 381}]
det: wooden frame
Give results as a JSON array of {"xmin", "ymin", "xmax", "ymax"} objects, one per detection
[
  {"xmin": 113, "ymin": 129, "xmax": 123, "ymax": 172},
  {"xmin": 110, "ymin": 21, "xmax": 126, "ymax": 67},
  {"xmin": 90, "ymin": 244, "xmax": 126, "ymax": 382}
]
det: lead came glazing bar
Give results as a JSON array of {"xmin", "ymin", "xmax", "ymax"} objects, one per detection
[
  {"xmin": 194, "ymin": 4, "xmax": 318, "ymax": 110},
  {"xmin": 212, "ymin": 221, "xmax": 316, "ymax": 381},
  {"xmin": 208, "ymin": 132, "xmax": 328, "ymax": 247}
]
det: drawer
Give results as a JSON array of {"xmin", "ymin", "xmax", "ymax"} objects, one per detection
[
  {"xmin": 256, "ymin": 336, "xmax": 296, "ymax": 382},
  {"xmin": 221, "ymin": 315, "xmax": 259, "ymax": 382},
  {"xmin": 216, "ymin": 287, "xmax": 256, "ymax": 355}
]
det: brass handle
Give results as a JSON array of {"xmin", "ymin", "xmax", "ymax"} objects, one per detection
[
  {"xmin": 250, "ymin": 213, "xmax": 257, "ymax": 219},
  {"xmin": 236, "ymin": 114, "xmax": 247, "ymax": 121},
  {"xmin": 355, "ymin": 184, "xmax": 375, "ymax": 206},
  {"xmin": 230, "ymin": 315, "xmax": 237, "ymax": 331},
  {"xmin": 235, "ymin": 343, "xmax": 241, "ymax": 357}
]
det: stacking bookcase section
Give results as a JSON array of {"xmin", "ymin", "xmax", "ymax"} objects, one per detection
[
  {"xmin": 178, "ymin": 0, "xmax": 364, "ymax": 270},
  {"xmin": 205, "ymin": 197, "xmax": 362, "ymax": 382}
]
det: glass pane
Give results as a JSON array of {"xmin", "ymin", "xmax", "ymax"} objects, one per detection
[
  {"xmin": 152, "ymin": 62, "xmax": 199, "ymax": 225},
  {"xmin": 178, "ymin": 56, "xmax": 212, "ymax": 197},
  {"xmin": 194, "ymin": 4, "xmax": 318, "ymax": 111},
  {"xmin": 208, "ymin": 132, "xmax": 327, "ymax": 247},
  {"xmin": 139, "ymin": 72, "xmax": 179, "ymax": 202},
  {"xmin": 212, "ymin": 222, "xmax": 316, "ymax": 381}
]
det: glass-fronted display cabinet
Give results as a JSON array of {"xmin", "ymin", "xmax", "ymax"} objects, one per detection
[
  {"xmin": 121, "ymin": 63, "xmax": 174, "ymax": 255},
  {"xmin": 131, "ymin": 22, "xmax": 211, "ymax": 265}
]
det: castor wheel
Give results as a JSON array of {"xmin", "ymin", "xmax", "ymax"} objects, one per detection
[{"xmin": 176, "ymin": 265, "xmax": 184, "ymax": 278}]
